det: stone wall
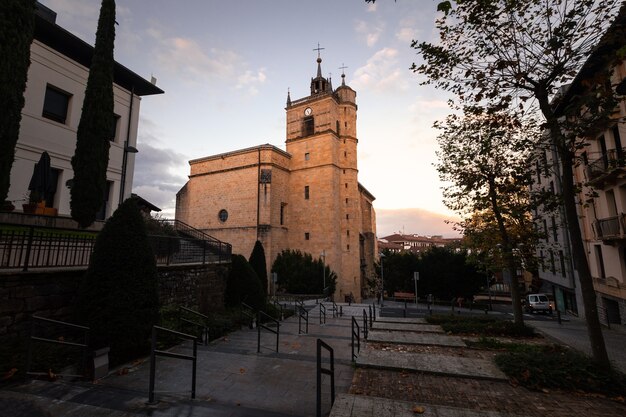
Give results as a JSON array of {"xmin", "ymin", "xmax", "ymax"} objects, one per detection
[{"xmin": 0, "ymin": 263, "xmax": 230, "ymax": 338}]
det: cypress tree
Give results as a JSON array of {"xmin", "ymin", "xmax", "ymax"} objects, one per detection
[
  {"xmin": 70, "ymin": 0, "xmax": 115, "ymax": 227},
  {"xmin": 75, "ymin": 197, "xmax": 159, "ymax": 365},
  {"xmin": 225, "ymin": 254, "xmax": 265, "ymax": 311},
  {"xmin": 248, "ymin": 240, "xmax": 268, "ymax": 294},
  {"xmin": 0, "ymin": 0, "xmax": 36, "ymax": 203}
]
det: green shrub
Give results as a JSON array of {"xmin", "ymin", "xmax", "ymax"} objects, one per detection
[
  {"xmin": 225, "ymin": 254, "xmax": 266, "ymax": 311},
  {"xmin": 271, "ymin": 249, "xmax": 337, "ymax": 295},
  {"xmin": 74, "ymin": 198, "xmax": 159, "ymax": 365},
  {"xmin": 495, "ymin": 349, "xmax": 626, "ymax": 396},
  {"xmin": 426, "ymin": 314, "xmax": 535, "ymax": 337}
]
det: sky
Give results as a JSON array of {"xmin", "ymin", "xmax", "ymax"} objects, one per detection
[{"xmin": 39, "ymin": 0, "xmax": 461, "ymax": 237}]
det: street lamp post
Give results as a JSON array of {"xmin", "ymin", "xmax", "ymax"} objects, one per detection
[
  {"xmin": 379, "ymin": 252, "xmax": 385, "ymax": 307},
  {"xmin": 321, "ymin": 250, "xmax": 326, "ymax": 300}
]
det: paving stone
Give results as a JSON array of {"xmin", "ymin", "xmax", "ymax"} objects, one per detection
[
  {"xmin": 329, "ymin": 394, "xmax": 523, "ymax": 417},
  {"xmin": 371, "ymin": 322, "xmax": 443, "ymax": 333},
  {"xmin": 374, "ymin": 317, "xmax": 428, "ymax": 324},
  {"xmin": 367, "ymin": 330, "xmax": 466, "ymax": 347},
  {"xmin": 356, "ymin": 349, "xmax": 507, "ymax": 381}
]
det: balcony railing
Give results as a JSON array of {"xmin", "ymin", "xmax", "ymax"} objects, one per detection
[
  {"xmin": 0, "ymin": 222, "xmax": 231, "ymax": 271},
  {"xmin": 585, "ymin": 148, "xmax": 626, "ymax": 187},
  {"xmin": 592, "ymin": 214, "xmax": 626, "ymax": 241}
]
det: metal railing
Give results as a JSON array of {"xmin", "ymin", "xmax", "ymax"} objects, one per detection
[
  {"xmin": 298, "ymin": 305, "xmax": 309, "ymax": 334},
  {"xmin": 26, "ymin": 316, "xmax": 90, "ymax": 379},
  {"xmin": 257, "ymin": 311, "xmax": 279, "ymax": 353},
  {"xmin": 241, "ymin": 303, "xmax": 256, "ymax": 329},
  {"xmin": 319, "ymin": 303, "xmax": 326, "ymax": 325},
  {"xmin": 368, "ymin": 305, "xmax": 373, "ymax": 328},
  {"xmin": 1, "ymin": 225, "xmax": 97, "ymax": 271},
  {"xmin": 316, "ymin": 338, "xmax": 335, "ymax": 417},
  {"xmin": 351, "ymin": 316, "xmax": 360, "ymax": 362},
  {"xmin": 331, "ymin": 301, "xmax": 339, "ymax": 318},
  {"xmin": 148, "ymin": 325, "xmax": 197, "ymax": 404},
  {"xmin": 586, "ymin": 148, "xmax": 626, "ymax": 182},
  {"xmin": 598, "ymin": 306, "xmax": 611, "ymax": 329},
  {"xmin": 0, "ymin": 221, "xmax": 232, "ymax": 271},
  {"xmin": 593, "ymin": 214, "xmax": 626, "ymax": 240},
  {"xmin": 179, "ymin": 306, "xmax": 209, "ymax": 345},
  {"xmin": 362, "ymin": 309, "xmax": 369, "ymax": 339},
  {"xmin": 272, "ymin": 300, "xmax": 284, "ymax": 321}
]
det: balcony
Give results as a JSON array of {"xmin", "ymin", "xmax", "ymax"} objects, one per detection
[
  {"xmin": 585, "ymin": 148, "xmax": 626, "ymax": 188},
  {"xmin": 592, "ymin": 214, "xmax": 626, "ymax": 243}
]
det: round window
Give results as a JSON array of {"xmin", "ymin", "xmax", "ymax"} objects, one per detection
[{"xmin": 218, "ymin": 209, "xmax": 228, "ymax": 222}]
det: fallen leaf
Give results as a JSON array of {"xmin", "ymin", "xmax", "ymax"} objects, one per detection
[
  {"xmin": 47, "ymin": 368, "xmax": 58, "ymax": 381},
  {"xmin": 412, "ymin": 405, "xmax": 425, "ymax": 414},
  {"xmin": 2, "ymin": 368, "xmax": 18, "ymax": 381},
  {"xmin": 57, "ymin": 336, "xmax": 65, "ymax": 342},
  {"xmin": 239, "ymin": 368, "xmax": 246, "ymax": 374},
  {"xmin": 117, "ymin": 368, "xmax": 129, "ymax": 376},
  {"xmin": 521, "ymin": 369, "xmax": 531, "ymax": 381},
  {"xmin": 131, "ymin": 359, "xmax": 144, "ymax": 367}
]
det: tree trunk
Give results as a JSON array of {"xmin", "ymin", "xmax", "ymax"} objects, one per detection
[
  {"xmin": 488, "ymin": 178, "xmax": 524, "ymax": 325},
  {"xmin": 536, "ymin": 89, "xmax": 610, "ymax": 369},
  {"xmin": 558, "ymin": 149, "xmax": 610, "ymax": 369}
]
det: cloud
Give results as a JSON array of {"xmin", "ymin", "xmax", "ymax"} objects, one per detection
[
  {"xmin": 366, "ymin": 2, "xmax": 377, "ymax": 12},
  {"xmin": 376, "ymin": 208, "xmax": 461, "ymax": 238},
  {"xmin": 396, "ymin": 17, "xmax": 420, "ymax": 43},
  {"xmin": 131, "ymin": 132, "xmax": 189, "ymax": 217},
  {"xmin": 355, "ymin": 19, "xmax": 385, "ymax": 47},
  {"xmin": 146, "ymin": 27, "xmax": 266, "ymax": 96},
  {"xmin": 351, "ymin": 48, "xmax": 409, "ymax": 92},
  {"xmin": 236, "ymin": 69, "xmax": 267, "ymax": 96}
]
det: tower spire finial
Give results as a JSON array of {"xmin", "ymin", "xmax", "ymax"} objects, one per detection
[
  {"xmin": 313, "ymin": 43, "xmax": 325, "ymax": 77},
  {"xmin": 286, "ymin": 87, "xmax": 291, "ymax": 106},
  {"xmin": 339, "ymin": 64, "xmax": 348, "ymax": 86}
]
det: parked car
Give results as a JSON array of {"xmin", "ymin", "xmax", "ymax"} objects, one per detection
[{"xmin": 524, "ymin": 293, "xmax": 553, "ymax": 314}]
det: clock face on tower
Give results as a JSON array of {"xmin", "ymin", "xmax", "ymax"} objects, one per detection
[{"xmin": 304, "ymin": 107, "xmax": 312, "ymax": 116}]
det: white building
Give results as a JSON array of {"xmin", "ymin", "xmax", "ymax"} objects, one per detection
[{"xmin": 6, "ymin": 3, "xmax": 163, "ymax": 220}]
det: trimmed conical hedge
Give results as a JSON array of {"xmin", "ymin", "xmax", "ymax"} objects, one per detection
[{"xmin": 75, "ymin": 197, "xmax": 159, "ymax": 365}]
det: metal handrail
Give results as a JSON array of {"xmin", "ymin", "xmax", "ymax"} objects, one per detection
[
  {"xmin": 272, "ymin": 300, "xmax": 284, "ymax": 321},
  {"xmin": 351, "ymin": 316, "xmax": 360, "ymax": 362},
  {"xmin": 316, "ymin": 338, "xmax": 336, "ymax": 417},
  {"xmin": 362, "ymin": 309, "xmax": 368, "ymax": 339},
  {"xmin": 241, "ymin": 303, "xmax": 256, "ymax": 329},
  {"xmin": 368, "ymin": 305, "xmax": 373, "ymax": 328},
  {"xmin": 331, "ymin": 302, "xmax": 338, "ymax": 318},
  {"xmin": 26, "ymin": 315, "xmax": 89, "ymax": 380},
  {"xmin": 148, "ymin": 325, "xmax": 197, "ymax": 404},
  {"xmin": 0, "ymin": 221, "xmax": 232, "ymax": 271},
  {"xmin": 298, "ymin": 305, "xmax": 309, "ymax": 334},
  {"xmin": 178, "ymin": 306, "xmax": 209, "ymax": 345},
  {"xmin": 257, "ymin": 311, "xmax": 279, "ymax": 353},
  {"xmin": 319, "ymin": 303, "xmax": 326, "ymax": 325}
]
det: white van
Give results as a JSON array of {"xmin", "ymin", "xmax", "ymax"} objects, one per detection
[{"xmin": 524, "ymin": 293, "xmax": 553, "ymax": 314}]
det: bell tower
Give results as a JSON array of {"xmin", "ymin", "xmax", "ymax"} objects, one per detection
[{"xmin": 284, "ymin": 47, "xmax": 361, "ymax": 301}]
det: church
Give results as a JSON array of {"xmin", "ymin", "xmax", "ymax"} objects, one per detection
[{"xmin": 175, "ymin": 54, "xmax": 377, "ymax": 302}]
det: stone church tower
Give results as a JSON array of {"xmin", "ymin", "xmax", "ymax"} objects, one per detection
[{"xmin": 176, "ymin": 53, "xmax": 377, "ymax": 302}]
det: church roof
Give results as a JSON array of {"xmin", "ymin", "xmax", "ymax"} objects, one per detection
[{"xmin": 189, "ymin": 144, "xmax": 291, "ymax": 165}]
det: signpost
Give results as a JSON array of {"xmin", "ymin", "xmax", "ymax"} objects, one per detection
[{"xmin": 413, "ymin": 272, "xmax": 419, "ymax": 308}]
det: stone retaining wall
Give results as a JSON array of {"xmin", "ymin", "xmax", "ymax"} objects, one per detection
[{"xmin": 0, "ymin": 263, "xmax": 230, "ymax": 338}]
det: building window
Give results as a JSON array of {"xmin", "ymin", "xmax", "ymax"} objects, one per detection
[
  {"xmin": 559, "ymin": 250, "xmax": 566, "ymax": 277},
  {"xmin": 303, "ymin": 116, "xmax": 314, "ymax": 136},
  {"xmin": 305, "ymin": 152, "xmax": 310, "ymax": 161},
  {"xmin": 347, "ymin": 230, "xmax": 350, "ymax": 236},
  {"xmin": 218, "ymin": 209, "xmax": 228, "ymax": 222},
  {"xmin": 305, "ymin": 232, "xmax": 310, "ymax": 240},
  {"xmin": 42, "ymin": 85, "xmax": 71, "ymax": 124},
  {"xmin": 280, "ymin": 203, "xmax": 285, "ymax": 225},
  {"xmin": 344, "ymin": 151, "xmax": 347, "ymax": 157},
  {"xmin": 345, "ymin": 183, "xmax": 348, "ymax": 188},
  {"xmin": 346, "ymin": 214, "xmax": 349, "ymax": 220},
  {"xmin": 549, "ymin": 250, "xmax": 556, "ymax": 274},
  {"xmin": 343, "ymin": 169, "xmax": 346, "ymax": 174},
  {"xmin": 345, "ymin": 198, "xmax": 348, "ymax": 204},
  {"xmin": 543, "ymin": 219, "xmax": 549, "ymax": 242},
  {"xmin": 110, "ymin": 114, "xmax": 120, "ymax": 141},
  {"xmin": 336, "ymin": 120, "xmax": 340, "ymax": 135},
  {"xmin": 347, "ymin": 244, "xmax": 350, "ymax": 250},
  {"xmin": 304, "ymin": 185, "xmax": 309, "ymax": 200},
  {"xmin": 551, "ymin": 216, "xmax": 558, "ymax": 242},
  {"xmin": 95, "ymin": 181, "xmax": 112, "ymax": 221},
  {"xmin": 539, "ymin": 250, "xmax": 545, "ymax": 272}
]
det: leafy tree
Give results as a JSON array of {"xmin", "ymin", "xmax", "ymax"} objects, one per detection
[
  {"xmin": 225, "ymin": 254, "xmax": 265, "ymax": 311},
  {"xmin": 248, "ymin": 240, "xmax": 268, "ymax": 294},
  {"xmin": 435, "ymin": 109, "xmax": 539, "ymax": 324},
  {"xmin": 377, "ymin": 251, "xmax": 419, "ymax": 295},
  {"xmin": 0, "ymin": 0, "xmax": 36, "ymax": 203},
  {"xmin": 413, "ymin": 0, "xmax": 623, "ymax": 369},
  {"xmin": 271, "ymin": 250, "xmax": 337, "ymax": 295},
  {"xmin": 74, "ymin": 197, "xmax": 159, "ymax": 365},
  {"xmin": 70, "ymin": 0, "xmax": 116, "ymax": 227},
  {"xmin": 419, "ymin": 247, "xmax": 484, "ymax": 300}
]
